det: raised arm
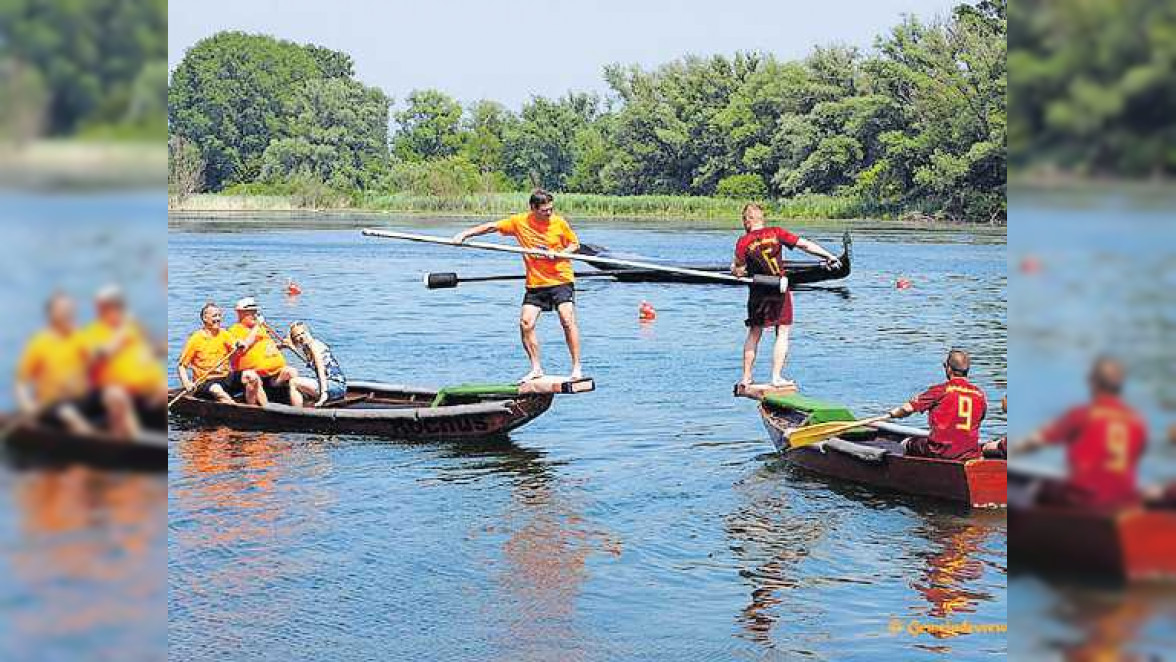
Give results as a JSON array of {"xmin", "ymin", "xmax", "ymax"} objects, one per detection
[{"xmin": 795, "ymin": 237, "xmax": 841, "ymax": 268}]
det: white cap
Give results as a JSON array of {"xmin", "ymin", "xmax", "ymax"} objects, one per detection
[
  {"xmin": 95, "ymin": 284, "xmax": 124, "ymax": 303},
  {"xmin": 234, "ymin": 297, "xmax": 259, "ymax": 311}
]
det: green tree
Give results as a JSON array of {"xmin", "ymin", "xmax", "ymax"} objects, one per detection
[
  {"xmin": 503, "ymin": 93, "xmax": 601, "ymax": 190},
  {"xmin": 392, "ymin": 89, "xmax": 465, "ymax": 161},
  {"xmin": 169, "ymin": 31, "xmax": 353, "ymax": 189},
  {"xmin": 461, "ymin": 100, "xmax": 515, "ymax": 174}
]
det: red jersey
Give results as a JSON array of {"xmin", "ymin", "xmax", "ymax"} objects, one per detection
[
  {"xmin": 734, "ymin": 227, "xmax": 799, "ymax": 277},
  {"xmin": 1040, "ymin": 395, "xmax": 1148, "ymax": 507},
  {"xmin": 907, "ymin": 377, "xmax": 988, "ymax": 460}
]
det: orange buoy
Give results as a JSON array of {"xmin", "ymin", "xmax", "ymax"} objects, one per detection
[
  {"xmin": 286, "ymin": 279, "xmax": 303, "ymax": 296},
  {"xmin": 1020, "ymin": 255, "xmax": 1042, "ymax": 274},
  {"xmin": 638, "ymin": 300, "xmax": 656, "ymax": 320},
  {"xmin": 896, "ymin": 278, "xmax": 912, "ymax": 290}
]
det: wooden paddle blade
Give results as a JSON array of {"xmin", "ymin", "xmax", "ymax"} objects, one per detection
[{"xmin": 425, "ymin": 272, "xmax": 459, "ymax": 289}]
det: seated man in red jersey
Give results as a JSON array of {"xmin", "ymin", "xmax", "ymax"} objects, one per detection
[
  {"xmin": 887, "ymin": 349, "xmax": 988, "ymax": 461},
  {"xmin": 1011, "ymin": 356, "xmax": 1148, "ymax": 508}
]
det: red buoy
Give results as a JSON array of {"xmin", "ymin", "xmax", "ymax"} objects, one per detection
[
  {"xmin": 896, "ymin": 278, "xmax": 912, "ymax": 290},
  {"xmin": 638, "ymin": 300, "xmax": 656, "ymax": 320},
  {"xmin": 286, "ymin": 279, "xmax": 303, "ymax": 296},
  {"xmin": 1020, "ymin": 256, "xmax": 1042, "ymax": 274}
]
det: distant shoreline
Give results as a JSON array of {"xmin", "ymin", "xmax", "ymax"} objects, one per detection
[{"xmin": 0, "ymin": 140, "xmax": 165, "ymax": 190}]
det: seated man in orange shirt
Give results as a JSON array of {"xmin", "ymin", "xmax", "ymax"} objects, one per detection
[
  {"xmin": 82, "ymin": 286, "xmax": 168, "ymax": 438},
  {"xmin": 14, "ymin": 292, "xmax": 93, "ymax": 434},
  {"xmin": 177, "ymin": 302, "xmax": 237, "ymax": 404},
  {"xmin": 453, "ymin": 189, "xmax": 583, "ymax": 382},
  {"xmin": 1011, "ymin": 357, "xmax": 1148, "ymax": 508},
  {"xmin": 227, "ymin": 297, "xmax": 301, "ymax": 407}
]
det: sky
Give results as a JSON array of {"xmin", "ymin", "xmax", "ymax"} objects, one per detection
[{"xmin": 169, "ymin": 0, "xmax": 962, "ymax": 110}]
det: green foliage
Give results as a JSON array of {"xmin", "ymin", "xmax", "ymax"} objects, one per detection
[
  {"xmin": 0, "ymin": 57, "xmax": 49, "ymax": 144},
  {"xmin": 715, "ymin": 174, "xmax": 767, "ymax": 198},
  {"xmin": 1010, "ymin": 0, "xmax": 1176, "ymax": 177},
  {"xmin": 169, "ymin": 135, "xmax": 205, "ymax": 201},
  {"xmin": 503, "ymin": 93, "xmax": 601, "ymax": 190},
  {"xmin": 393, "ymin": 89, "xmax": 464, "ymax": 161},
  {"xmin": 168, "ymin": 31, "xmax": 356, "ymax": 189},
  {"xmin": 384, "ymin": 155, "xmax": 510, "ymax": 197},
  {"xmin": 0, "ymin": 0, "xmax": 167, "ymax": 135}
]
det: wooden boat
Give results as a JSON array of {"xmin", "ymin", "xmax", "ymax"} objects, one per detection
[
  {"xmin": 577, "ymin": 231, "xmax": 852, "ymax": 285},
  {"xmin": 758, "ymin": 393, "xmax": 1006, "ymax": 508},
  {"xmin": 1, "ymin": 413, "xmax": 166, "ymax": 471},
  {"xmin": 168, "ymin": 377, "xmax": 594, "ymax": 441},
  {"xmin": 1008, "ymin": 468, "xmax": 1176, "ymax": 582}
]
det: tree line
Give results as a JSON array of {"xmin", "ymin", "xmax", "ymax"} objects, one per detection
[
  {"xmin": 0, "ymin": 0, "xmax": 167, "ymax": 143},
  {"xmin": 170, "ymin": 1, "xmax": 1007, "ymax": 221}
]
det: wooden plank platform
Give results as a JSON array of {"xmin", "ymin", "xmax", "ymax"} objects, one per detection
[
  {"xmin": 518, "ymin": 376, "xmax": 596, "ymax": 395},
  {"xmin": 733, "ymin": 382, "xmax": 799, "ymax": 400}
]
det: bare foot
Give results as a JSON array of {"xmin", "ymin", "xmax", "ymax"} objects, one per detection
[
  {"xmin": 770, "ymin": 377, "xmax": 796, "ymax": 388},
  {"xmin": 569, "ymin": 366, "xmax": 583, "ymax": 380},
  {"xmin": 518, "ymin": 368, "xmax": 545, "ymax": 384}
]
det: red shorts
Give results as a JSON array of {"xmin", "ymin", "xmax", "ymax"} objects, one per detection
[{"xmin": 746, "ymin": 290, "xmax": 793, "ymax": 327}]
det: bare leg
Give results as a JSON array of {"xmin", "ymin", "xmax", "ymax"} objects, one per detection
[
  {"xmin": 102, "ymin": 386, "xmax": 141, "ymax": 439},
  {"xmin": 55, "ymin": 403, "xmax": 95, "ymax": 435},
  {"xmin": 556, "ymin": 302, "xmax": 582, "ymax": 379},
  {"xmin": 242, "ymin": 371, "xmax": 267, "ymax": 406},
  {"xmin": 741, "ymin": 326, "xmax": 764, "ymax": 385},
  {"xmin": 207, "ymin": 383, "xmax": 235, "ymax": 405},
  {"xmin": 519, "ymin": 304, "xmax": 544, "ymax": 381},
  {"xmin": 279, "ymin": 367, "xmax": 303, "ymax": 408},
  {"xmin": 770, "ymin": 325, "xmax": 793, "ymax": 387},
  {"xmin": 293, "ymin": 376, "xmax": 320, "ymax": 404}
]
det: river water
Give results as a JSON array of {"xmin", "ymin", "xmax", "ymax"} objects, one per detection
[
  {"xmin": 1009, "ymin": 191, "xmax": 1176, "ymax": 661},
  {"xmin": 167, "ymin": 214, "xmax": 1006, "ymax": 660},
  {"xmin": 0, "ymin": 192, "xmax": 166, "ymax": 661}
]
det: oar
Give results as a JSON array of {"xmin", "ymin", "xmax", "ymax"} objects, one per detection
[
  {"xmin": 260, "ymin": 320, "xmax": 308, "ymax": 363},
  {"xmin": 425, "ymin": 270, "xmax": 655, "ymax": 289},
  {"xmin": 787, "ymin": 414, "xmax": 892, "ymax": 450},
  {"xmin": 362, "ymin": 228, "xmax": 788, "ymax": 292},
  {"xmin": 167, "ymin": 349, "xmax": 237, "ymax": 410}
]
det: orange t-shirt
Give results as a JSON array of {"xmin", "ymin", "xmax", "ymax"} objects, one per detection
[
  {"xmin": 16, "ymin": 328, "xmax": 90, "ymax": 404},
  {"xmin": 227, "ymin": 323, "xmax": 286, "ymax": 376},
  {"xmin": 179, "ymin": 328, "xmax": 235, "ymax": 379},
  {"xmin": 81, "ymin": 320, "xmax": 166, "ymax": 395},
  {"xmin": 495, "ymin": 212, "xmax": 579, "ymax": 289}
]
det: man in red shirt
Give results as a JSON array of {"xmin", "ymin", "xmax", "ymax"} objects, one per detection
[
  {"xmin": 1011, "ymin": 357, "xmax": 1148, "ymax": 508},
  {"xmin": 732, "ymin": 204, "xmax": 841, "ymax": 388},
  {"xmin": 887, "ymin": 350, "xmax": 988, "ymax": 460}
]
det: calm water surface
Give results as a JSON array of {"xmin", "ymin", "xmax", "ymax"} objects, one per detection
[
  {"xmin": 1009, "ymin": 191, "xmax": 1176, "ymax": 661},
  {"xmin": 0, "ymin": 192, "xmax": 166, "ymax": 661},
  {"xmin": 168, "ymin": 215, "xmax": 1006, "ymax": 661}
]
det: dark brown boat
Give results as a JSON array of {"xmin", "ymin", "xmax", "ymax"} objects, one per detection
[
  {"xmin": 759, "ymin": 393, "xmax": 1006, "ymax": 508},
  {"xmin": 577, "ymin": 231, "xmax": 852, "ymax": 285},
  {"xmin": 1, "ymin": 414, "xmax": 166, "ymax": 471},
  {"xmin": 168, "ymin": 378, "xmax": 593, "ymax": 441},
  {"xmin": 1008, "ymin": 468, "xmax": 1176, "ymax": 582}
]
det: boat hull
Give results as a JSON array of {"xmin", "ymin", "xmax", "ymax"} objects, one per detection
[
  {"xmin": 760, "ymin": 403, "xmax": 1006, "ymax": 508},
  {"xmin": 1, "ymin": 416, "xmax": 166, "ymax": 471},
  {"xmin": 168, "ymin": 380, "xmax": 554, "ymax": 441},
  {"xmin": 1008, "ymin": 470, "xmax": 1176, "ymax": 582}
]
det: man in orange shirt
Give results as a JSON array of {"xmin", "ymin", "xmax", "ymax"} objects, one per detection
[
  {"xmin": 82, "ymin": 286, "xmax": 168, "ymax": 438},
  {"xmin": 14, "ymin": 292, "xmax": 93, "ymax": 434},
  {"xmin": 177, "ymin": 302, "xmax": 237, "ymax": 404},
  {"xmin": 227, "ymin": 297, "xmax": 301, "ymax": 407},
  {"xmin": 453, "ymin": 189, "xmax": 583, "ymax": 382}
]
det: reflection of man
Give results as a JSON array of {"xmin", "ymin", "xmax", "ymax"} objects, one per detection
[
  {"xmin": 1011, "ymin": 357, "xmax": 1147, "ymax": 507},
  {"xmin": 453, "ymin": 189, "xmax": 583, "ymax": 382},
  {"xmin": 888, "ymin": 350, "xmax": 988, "ymax": 460},
  {"xmin": 14, "ymin": 293, "xmax": 93, "ymax": 434}
]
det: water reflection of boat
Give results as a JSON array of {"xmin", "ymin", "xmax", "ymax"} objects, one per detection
[
  {"xmin": 169, "ymin": 378, "xmax": 593, "ymax": 441},
  {"xmin": 1009, "ymin": 468, "xmax": 1176, "ymax": 582},
  {"xmin": 908, "ymin": 515, "xmax": 1003, "ymax": 629},
  {"xmin": 759, "ymin": 395, "xmax": 1007, "ymax": 508},
  {"xmin": 1, "ymin": 412, "xmax": 166, "ymax": 471}
]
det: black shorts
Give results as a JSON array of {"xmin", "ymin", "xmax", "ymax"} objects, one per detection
[
  {"xmin": 745, "ymin": 290, "xmax": 793, "ymax": 327},
  {"xmin": 195, "ymin": 372, "xmax": 241, "ymax": 399},
  {"xmin": 522, "ymin": 283, "xmax": 575, "ymax": 312}
]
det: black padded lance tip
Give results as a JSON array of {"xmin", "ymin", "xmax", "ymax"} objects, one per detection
[
  {"xmin": 751, "ymin": 274, "xmax": 785, "ymax": 291},
  {"xmin": 426, "ymin": 273, "xmax": 459, "ymax": 289}
]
